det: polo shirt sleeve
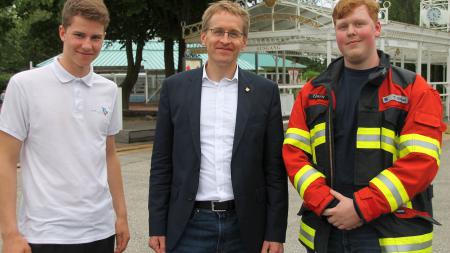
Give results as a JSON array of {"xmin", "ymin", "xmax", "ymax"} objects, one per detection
[
  {"xmin": 0, "ymin": 76, "xmax": 29, "ymax": 141},
  {"xmin": 107, "ymin": 86, "xmax": 122, "ymax": 136}
]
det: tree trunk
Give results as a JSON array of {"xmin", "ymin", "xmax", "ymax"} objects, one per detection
[
  {"xmin": 121, "ymin": 38, "xmax": 145, "ymax": 110},
  {"xmin": 177, "ymin": 38, "xmax": 186, "ymax": 72},
  {"xmin": 164, "ymin": 39, "xmax": 175, "ymax": 77}
]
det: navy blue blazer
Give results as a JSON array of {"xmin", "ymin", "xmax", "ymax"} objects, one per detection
[{"xmin": 148, "ymin": 67, "xmax": 288, "ymax": 252}]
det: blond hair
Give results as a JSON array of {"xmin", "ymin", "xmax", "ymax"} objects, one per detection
[{"xmin": 201, "ymin": 0, "xmax": 250, "ymax": 36}]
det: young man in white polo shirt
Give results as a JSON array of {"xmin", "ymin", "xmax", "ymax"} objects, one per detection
[{"xmin": 0, "ymin": 0, "xmax": 130, "ymax": 252}]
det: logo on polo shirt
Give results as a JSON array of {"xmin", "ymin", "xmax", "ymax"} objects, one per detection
[
  {"xmin": 89, "ymin": 105, "xmax": 110, "ymax": 116},
  {"xmin": 102, "ymin": 106, "xmax": 109, "ymax": 116}
]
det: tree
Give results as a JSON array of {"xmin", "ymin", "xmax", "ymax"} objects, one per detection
[
  {"xmin": 104, "ymin": 0, "xmax": 157, "ymax": 110},
  {"xmin": 152, "ymin": 3, "xmax": 178, "ymax": 77},
  {"xmin": 103, "ymin": 0, "xmax": 212, "ymax": 109},
  {"xmin": 381, "ymin": 0, "xmax": 420, "ymax": 25},
  {"xmin": 14, "ymin": 0, "xmax": 64, "ymax": 66},
  {"xmin": 152, "ymin": 0, "xmax": 212, "ymax": 77},
  {"xmin": 0, "ymin": 0, "xmax": 22, "ymax": 89},
  {"xmin": 0, "ymin": 0, "xmax": 14, "ymax": 40},
  {"xmin": 0, "ymin": 0, "xmax": 18, "ymax": 71}
]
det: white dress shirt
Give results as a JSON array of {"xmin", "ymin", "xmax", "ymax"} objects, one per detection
[{"xmin": 195, "ymin": 64, "xmax": 239, "ymax": 201}]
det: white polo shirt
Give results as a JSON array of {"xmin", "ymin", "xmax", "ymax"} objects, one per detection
[{"xmin": 0, "ymin": 58, "xmax": 121, "ymax": 244}]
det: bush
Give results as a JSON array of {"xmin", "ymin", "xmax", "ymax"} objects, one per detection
[
  {"xmin": 303, "ymin": 70, "xmax": 320, "ymax": 82},
  {"xmin": 0, "ymin": 73, "xmax": 12, "ymax": 91}
]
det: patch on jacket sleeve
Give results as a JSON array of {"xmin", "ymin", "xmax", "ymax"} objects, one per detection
[
  {"xmin": 309, "ymin": 94, "xmax": 328, "ymax": 100},
  {"xmin": 382, "ymin": 94, "xmax": 408, "ymax": 104}
]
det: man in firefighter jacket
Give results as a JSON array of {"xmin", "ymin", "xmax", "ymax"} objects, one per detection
[{"xmin": 283, "ymin": 0, "xmax": 447, "ymax": 252}]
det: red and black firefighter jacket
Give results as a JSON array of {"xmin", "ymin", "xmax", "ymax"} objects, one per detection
[{"xmin": 283, "ymin": 51, "xmax": 446, "ymax": 253}]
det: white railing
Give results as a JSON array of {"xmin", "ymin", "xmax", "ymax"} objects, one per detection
[{"xmin": 430, "ymin": 81, "xmax": 449, "ymax": 121}]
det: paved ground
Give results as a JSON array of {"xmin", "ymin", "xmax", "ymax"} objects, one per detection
[
  {"xmin": 1, "ymin": 135, "xmax": 449, "ymax": 252},
  {"xmin": 115, "ymin": 136, "xmax": 450, "ymax": 253}
]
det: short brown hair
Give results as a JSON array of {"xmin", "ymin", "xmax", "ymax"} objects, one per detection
[
  {"xmin": 201, "ymin": 0, "xmax": 250, "ymax": 36},
  {"xmin": 61, "ymin": 0, "xmax": 110, "ymax": 29},
  {"xmin": 332, "ymin": 0, "xmax": 379, "ymax": 24}
]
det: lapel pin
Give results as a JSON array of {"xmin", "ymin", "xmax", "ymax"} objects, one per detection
[{"xmin": 245, "ymin": 86, "xmax": 251, "ymax": 93}]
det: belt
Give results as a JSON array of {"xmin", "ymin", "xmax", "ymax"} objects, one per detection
[{"xmin": 194, "ymin": 200, "xmax": 235, "ymax": 212}]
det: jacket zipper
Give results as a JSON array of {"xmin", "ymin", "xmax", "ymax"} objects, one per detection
[
  {"xmin": 322, "ymin": 84, "xmax": 335, "ymax": 189},
  {"xmin": 328, "ymin": 100, "xmax": 334, "ymax": 189}
]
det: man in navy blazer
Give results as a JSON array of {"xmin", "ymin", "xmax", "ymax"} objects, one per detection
[{"xmin": 148, "ymin": 1, "xmax": 288, "ymax": 252}]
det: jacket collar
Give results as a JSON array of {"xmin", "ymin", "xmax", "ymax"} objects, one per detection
[{"xmin": 312, "ymin": 50, "xmax": 390, "ymax": 88}]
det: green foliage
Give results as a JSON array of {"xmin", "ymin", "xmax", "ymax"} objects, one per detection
[
  {"xmin": 0, "ymin": 73, "xmax": 13, "ymax": 91},
  {"xmin": 0, "ymin": 7, "xmax": 17, "ymax": 70},
  {"xmin": 0, "ymin": 1, "xmax": 15, "ymax": 37},
  {"xmin": 286, "ymin": 56, "xmax": 325, "ymax": 82},
  {"xmin": 103, "ymin": 0, "xmax": 161, "ymax": 109},
  {"xmin": 303, "ymin": 70, "xmax": 320, "ymax": 81},
  {"xmin": 102, "ymin": 0, "xmax": 212, "ymax": 108},
  {"xmin": 19, "ymin": 0, "xmax": 63, "ymax": 64},
  {"xmin": 0, "ymin": 25, "xmax": 26, "ymax": 73},
  {"xmin": 298, "ymin": 57, "xmax": 326, "ymax": 72},
  {"xmin": 381, "ymin": 0, "xmax": 420, "ymax": 24},
  {"xmin": 105, "ymin": 0, "xmax": 156, "ymax": 43},
  {"xmin": 0, "ymin": 0, "xmax": 63, "ymax": 73},
  {"xmin": 151, "ymin": 0, "xmax": 211, "ymax": 40},
  {"xmin": 150, "ymin": 0, "xmax": 212, "ymax": 75}
]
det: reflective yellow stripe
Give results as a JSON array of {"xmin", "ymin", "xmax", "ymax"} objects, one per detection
[
  {"xmin": 284, "ymin": 128, "xmax": 312, "ymax": 154},
  {"xmin": 283, "ymin": 123, "xmax": 326, "ymax": 164},
  {"xmin": 299, "ymin": 220, "xmax": 315, "ymax": 250},
  {"xmin": 398, "ymin": 134, "xmax": 441, "ymax": 166},
  {"xmin": 293, "ymin": 165, "xmax": 325, "ymax": 199},
  {"xmin": 379, "ymin": 232, "xmax": 432, "ymax": 253},
  {"xmin": 310, "ymin": 123, "xmax": 326, "ymax": 163},
  {"xmin": 405, "ymin": 201, "xmax": 413, "ymax": 209},
  {"xmin": 357, "ymin": 127, "xmax": 398, "ymax": 161},
  {"xmin": 357, "ymin": 128, "xmax": 442, "ymax": 165},
  {"xmin": 382, "ymin": 127, "xmax": 396, "ymax": 140},
  {"xmin": 371, "ymin": 170, "xmax": 409, "ymax": 212},
  {"xmin": 381, "ymin": 128, "xmax": 397, "ymax": 161},
  {"xmin": 357, "ymin": 127, "xmax": 381, "ymax": 149}
]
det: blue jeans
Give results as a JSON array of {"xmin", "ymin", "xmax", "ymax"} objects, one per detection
[
  {"xmin": 169, "ymin": 209, "xmax": 246, "ymax": 253},
  {"xmin": 307, "ymin": 225, "xmax": 381, "ymax": 253}
]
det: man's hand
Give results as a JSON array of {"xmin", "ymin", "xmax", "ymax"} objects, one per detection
[
  {"xmin": 114, "ymin": 217, "xmax": 130, "ymax": 253},
  {"xmin": 1, "ymin": 232, "xmax": 31, "ymax": 253},
  {"xmin": 260, "ymin": 241, "xmax": 283, "ymax": 253},
  {"xmin": 322, "ymin": 190, "xmax": 363, "ymax": 230},
  {"xmin": 149, "ymin": 236, "xmax": 166, "ymax": 253}
]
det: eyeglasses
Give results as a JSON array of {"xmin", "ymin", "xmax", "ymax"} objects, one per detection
[{"xmin": 208, "ymin": 28, "xmax": 244, "ymax": 39}]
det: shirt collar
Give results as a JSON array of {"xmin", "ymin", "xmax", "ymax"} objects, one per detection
[
  {"xmin": 51, "ymin": 56, "xmax": 94, "ymax": 87},
  {"xmin": 202, "ymin": 62, "xmax": 239, "ymax": 83}
]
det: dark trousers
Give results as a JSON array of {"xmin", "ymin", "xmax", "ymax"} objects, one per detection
[
  {"xmin": 169, "ymin": 209, "xmax": 246, "ymax": 253},
  {"xmin": 307, "ymin": 225, "xmax": 381, "ymax": 253},
  {"xmin": 29, "ymin": 235, "xmax": 115, "ymax": 253}
]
